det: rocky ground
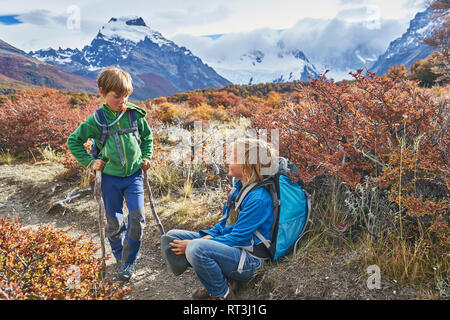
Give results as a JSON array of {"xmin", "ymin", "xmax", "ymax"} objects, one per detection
[{"xmin": 0, "ymin": 162, "xmax": 419, "ymax": 300}]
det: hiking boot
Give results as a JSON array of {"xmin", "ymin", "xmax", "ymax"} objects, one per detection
[
  {"xmin": 192, "ymin": 283, "xmax": 236, "ymax": 300},
  {"xmin": 209, "ymin": 288, "xmax": 236, "ymax": 300},
  {"xmin": 192, "ymin": 287, "xmax": 210, "ymax": 300},
  {"xmin": 117, "ymin": 262, "xmax": 136, "ymax": 282}
]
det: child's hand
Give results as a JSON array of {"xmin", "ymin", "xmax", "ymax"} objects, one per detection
[
  {"xmin": 91, "ymin": 159, "xmax": 105, "ymax": 171},
  {"xmin": 169, "ymin": 239, "xmax": 190, "ymax": 255},
  {"xmin": 141, "ymin": 158, "xmax": 151, "ymax": 171}
]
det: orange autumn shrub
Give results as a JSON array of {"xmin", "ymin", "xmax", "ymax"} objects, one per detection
[
  {"xmin": 232, "ymin": 96, "xmax": 266, "ymax": 118},
  {"xmin": 0, "ymin": 217, "xmax": 130, "ymax": 300},
  {"xmin": 151, "ymin": 96, "xmax": 168, "ymax": 105},
  {"xmin": 265, "ymin": 91, "xmax": 282, "ymax": 109},
  {"xmin": 154, "ymin": 102, "xmax": 182, "ymax": 123},
  {"xmin": 210, "ymin": 91, "xmax": 240, "ymax": 108},
  {"xmin": 187, "ymin": 94, "xmax": 207, "ymax": 108},
  {"xmin": 187, "ymin": 102, "xmax": 214, "ymax": 121}
]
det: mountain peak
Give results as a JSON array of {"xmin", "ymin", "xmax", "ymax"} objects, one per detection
[
  {"xmin": 126, "ymin": 17, "xmax": 147, "ymax": 27},
  {"xmin": 108, "ymin": 16, "xmax": 147, "ymax": 27},
  {"xmin": 98, "ymin": 16, "xmax": 172, "ymax": 46},
  {"xmin": 29, "ymin": 15, "xmax": 230, "ymax": 98}
]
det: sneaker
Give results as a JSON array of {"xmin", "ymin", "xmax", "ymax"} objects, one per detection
[{"xmin": 117, "ymin": 262, "xmax": 136, "ymax": 282}]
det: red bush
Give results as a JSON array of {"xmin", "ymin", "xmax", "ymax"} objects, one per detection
[
  {"xmin": 210, "ymin": 91, "xmax": 240, "ymax": 108},
  {"xmin": 0, "ymin": 88, "xmax": 101, "ymax": 153},
  {"xmin": 187, "ymin": 94, "xmax": 207, "ymax": 108},
  {"xmin": 0, "ymin": 217, "xmax": 130, "ymax": 300}
]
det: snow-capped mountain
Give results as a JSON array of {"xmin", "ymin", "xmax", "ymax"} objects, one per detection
[
  {"xmin": 371, "ymin": 8, "xmax": 436, "ymax": 75},
  {"xmin": 311, "ymin": 45, "xmax": 379, "ymax": 80},
  {"xmin": 172, "ymin": 17, "xmax": 399, "ymax": 84},
  {"xmin": 212, "ymin": 45, "xmax": 319, "ymax": 85},
  {"xmin": 30, "ymin": 16, "xmax": 230, "ymax": 99},
  {"xmin": 185, "ymin": 33, "xmax": 319, "ymax": 85}
]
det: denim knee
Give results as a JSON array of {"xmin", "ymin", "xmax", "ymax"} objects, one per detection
[
  {"xmin": 185, "ymin": 238, "xmax": 208, "ymax": 266},
  {"xmin": 166, "ymin": 229, "xmax": 181, "ymax": 238},
  {"xmin": 166, "ymin": 229, "xmax": 202, "ymax": 241}
]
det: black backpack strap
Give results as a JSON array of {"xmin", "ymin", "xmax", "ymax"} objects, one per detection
[
  {"xmin": 234, "ymin": 182, "xmax": 259, "ymax": 212},
  {"xmin": 234, "ymin": 177, "xmax": 279, "ymax": 211},
  {"xmin": 91, "ymin": 108, "xmax": 141, "ymax": 165},
  {"xmin": 96, "ymin": 109, "xmax": 109, "ymax": 145},
  {"xmin": 91, "ymin": 109, "xmax": 109, "ymax": 159}
]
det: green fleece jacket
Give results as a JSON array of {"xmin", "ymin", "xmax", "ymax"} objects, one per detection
[{"xmin": 67, "ymin": 102, "xmax": 153, "ymax": 177}]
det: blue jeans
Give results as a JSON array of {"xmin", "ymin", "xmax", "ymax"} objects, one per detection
[
  {"xmin": 101, "ymin": 168, "xmax": 145, "ymax": 265},
  {"xmin": 166, "ymin": 229, "xmax": 264, "ymax": 298}
]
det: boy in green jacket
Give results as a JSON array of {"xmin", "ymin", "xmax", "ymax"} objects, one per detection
[{"xmin": 67, "ymin": 66, "xmax": 153, "ymax": 281}]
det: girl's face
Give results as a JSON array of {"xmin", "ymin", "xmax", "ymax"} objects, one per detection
[
  {"xmin": 100, "ymin": 88, "xmax": 128, "ymax": 112},
  {"xmin": 228, "ymin": 145, "xmax": 246, "ymax": 181},
  {"xmin": 228, "ymin": 163, "xmax": 245, "ymax": 181}
]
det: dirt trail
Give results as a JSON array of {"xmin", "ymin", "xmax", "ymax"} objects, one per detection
[{"xmin": 0, "ymin": 162, "xmax": 201, "ymax": 300}]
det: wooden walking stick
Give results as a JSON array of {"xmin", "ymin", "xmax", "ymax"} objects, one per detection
[
  {"xmin": 143, "ymin": 170, "xmax": 165, "ymax": 235},
  {"xmin": 94, "ymin": 170, "xmax": 107, "ymax": 279}
]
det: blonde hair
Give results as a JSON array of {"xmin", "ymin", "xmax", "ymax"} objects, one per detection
[
  {"xmin": 232, "ymin": 137, "xmax": 278, "ymax": 185},
  {"xmin": 97, "ymin": 66, "xmax": 133, "ymax": 97}
]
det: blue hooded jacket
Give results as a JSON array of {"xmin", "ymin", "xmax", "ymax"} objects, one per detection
[{"xmin": 199, "ymin": 180, "xmax": 273, "ymax": 248}]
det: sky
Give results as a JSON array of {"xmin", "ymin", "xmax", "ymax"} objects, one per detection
[{"xmin": 0, "ymin": 0, "xmax": 428, "ymax": 52}]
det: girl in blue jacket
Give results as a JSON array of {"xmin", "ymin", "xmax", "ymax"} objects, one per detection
[{"xmin": 167, "ymin": 138, "xmax": 278, "ymax": 300}]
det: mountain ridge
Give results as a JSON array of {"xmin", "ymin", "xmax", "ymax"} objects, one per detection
[
  {"xmin": 371, "ymin": 8, "xmax": 436, "ymax": 75},
  {"xmin": 0, "ymin": 39, "xmax": 96, "ymax": 93},
  {"xmin": 30, "ymin": 16, "xmax": 231, "ymax": 99}
]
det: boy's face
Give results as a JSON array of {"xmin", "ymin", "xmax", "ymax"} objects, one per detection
[{"xmin": 100, "ymin": 88, "xmax": 129, "ymax": 112}]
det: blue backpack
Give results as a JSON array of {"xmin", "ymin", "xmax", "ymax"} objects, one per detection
[
  {"xmin": 90, "ymin": 108, "xmax": 141, "ymax": 165},
  {"xmin": 233, "ymin": 157, "xmax": 312, "ymax": 262}
]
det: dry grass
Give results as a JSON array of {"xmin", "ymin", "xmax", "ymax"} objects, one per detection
[
  {"xmin": 37, "ymin": 145, "xmax": 63, "ymax": 162},
  {"xmin": 0, "ymin": 149, "xmax": 14, "ymax": 165},
  {"xmin": 158, "ymin": 190, "xmax": 222, "ymax": 230},
  {"xmin": 287, "ymin": 174, "xmax": 449, "ymax": 298},
  {"xmin": 355, "ymin": 229, "xmax": 449, "ymax": 295}
]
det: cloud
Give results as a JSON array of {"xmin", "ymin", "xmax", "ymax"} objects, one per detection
[
  {"xmin": 0, "ymin": 9, "xmax": 100, "ymax": 51},
  {"xmin": 17, "ymin": 9, "xmax": 66, "ymax": 26},
  {"xmin": 336, "ymin": 6, "xmax": 375, "ymax": 20},
  {"xmin": 156, "ymin": 5, "xmax": 230, "ymax": 26},
  {"xmin": 172, "ymin": 15, "xmax": 405, "ymax": 74},
  {"xmin": 143, "ymin": 4, "xmax": 232, "ymax": 35},
  {"xmin": 335, "ymin": 5, "xmax": 382, "ymax": 29},
  {"xmin": 173, "ymin": 27, "xmax": 282, "ymax": 65},
  {"xmin": 339, "ymin": 0, "xmax": 369, "ymax": 5},
  {"xmin": 402, "ymin": 0, "xmax": 427, "ymax": 10}
]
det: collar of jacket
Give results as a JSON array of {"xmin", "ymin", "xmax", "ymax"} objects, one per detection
[
  {"xmin": 102, "ymin": 103, "xmax": 122, "ymax": 118},
  {"xmin": 102, "ymin": 102, "xmax": 147, "ymax": 118}
]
